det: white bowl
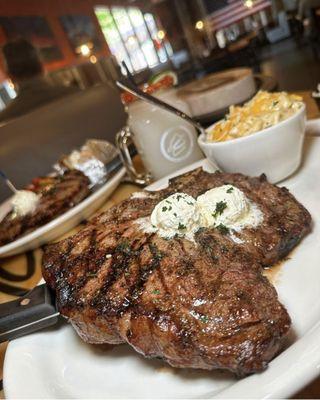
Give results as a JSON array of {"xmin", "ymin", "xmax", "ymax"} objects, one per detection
[{"xmin": 198, "ymin": 105, "xmax": 306, "ymax": 183}]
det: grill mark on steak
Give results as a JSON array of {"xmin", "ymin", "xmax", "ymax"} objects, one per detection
[
  {"xmin": 42, "ymin": 168, "xmax": 311, "ymax": 375},
  {"xmin": 88, "ymin": 232, "xmax": 153, "ymax": 317},
  {"xmin": 117, "ymin": 237, "xmax": 163, "ymax": 316}
]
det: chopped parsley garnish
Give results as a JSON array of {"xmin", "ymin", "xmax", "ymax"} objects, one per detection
[
  {"xmin": 216, "ymin": 223, "xmax": 229, "ymax": 235},
  {"xmin": 226, "ymin": 187, "xmax": 234, "ymax": 193},
  {"xmin": 116, "ymin": 240, "xmax": 131, "ymax": 255},
  {"xmin": 212, "ymin": 201, "xmax": 227, "ymax": 218},
  {"xmin": 199, "ymin": 314, "xmax": 209, "ymax": 323},
  {"xmin": 173, "ymin": 212, "xmax": 177, "ymax": 217},
  {"xmin": 162, "ymin": 206, "xmax": 168, "ymax": 212},
  {"xmin": 152, "ymin": 289, "xmax": 160, "ymax": 295},
  {"xmin": 273, "ymin": 101, "xmax": 279, "ymax": 107},
  {"xmin": 178, "ymin": 222, "xmax": 186, "ymax": 230},
  {"xmin": 176, "ymin": 194, "xmax": 183, "ymax": 201}
]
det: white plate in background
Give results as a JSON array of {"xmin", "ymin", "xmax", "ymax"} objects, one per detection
[
  {"xmin": 0, "ymin": 167, "xmax": 126, "ymax": 258},
  {"xmin": 3, "ymin": 137, "xmax": 320, "ymax": 398}
]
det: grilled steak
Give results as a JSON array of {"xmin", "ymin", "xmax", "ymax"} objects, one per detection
[
  {"xmin": 0, "ymin": 170, "xmax": 90, "ymax": 246},
  {"xmin": 42, "ymin": 168, "xmax": 311, "ymax": 375}
]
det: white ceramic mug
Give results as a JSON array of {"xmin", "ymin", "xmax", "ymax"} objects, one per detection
[{"xmin": 116, "ymin": 88, "xmax": 203, "ymax": 184}]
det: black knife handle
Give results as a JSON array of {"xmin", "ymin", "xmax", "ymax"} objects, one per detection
[{"xmin": 0, "ymin": 284, "xmax": 59, "ymax": 342}]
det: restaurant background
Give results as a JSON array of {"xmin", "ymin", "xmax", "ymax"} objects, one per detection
[
  {"xmin": 1, "ymin": 0, "xmax": 320, "ymax": 398},
  {"xmin": 0, "ymin": 0, "xmax": 320, "ymax": 103}
]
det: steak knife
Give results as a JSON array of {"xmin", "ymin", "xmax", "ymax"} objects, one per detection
[{"xmin": 0, "ymin": 284, "xmax": 59, "ymax": 343}]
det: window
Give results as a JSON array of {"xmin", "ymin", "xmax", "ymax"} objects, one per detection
[{"xmin": 95, "ymin": 7, "xmax": 173, "ymax": 73}]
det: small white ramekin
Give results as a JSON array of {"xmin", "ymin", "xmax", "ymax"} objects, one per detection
[{"xmin": 198, "ymin": 105, "xmax": 306, "ymax": 183}]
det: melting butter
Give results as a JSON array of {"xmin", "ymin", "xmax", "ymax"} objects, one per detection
[
  {"xmin": 11, "ymin": 190, "xmax": 39, "ymax": 218},
  {"xmin": 136, "ymin": 185, "xmax": 263, "ymax": 242},
  {"xmin": 197, "ymin": 185, "xmax": 263, "ymax": 231},
  {"xmin": 150, "ymin": 193, "xmax": 201, "ymax": 241}
]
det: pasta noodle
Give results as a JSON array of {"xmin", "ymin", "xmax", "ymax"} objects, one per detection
[{"xmin": 207, "ymin": 91, "xmax": 304, "ymax": 142}]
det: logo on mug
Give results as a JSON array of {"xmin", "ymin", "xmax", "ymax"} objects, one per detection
[{"xmin": 160, "ymin": 126, "xmax": 194, "ymax": 162}]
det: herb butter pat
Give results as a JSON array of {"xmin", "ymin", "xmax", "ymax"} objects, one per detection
[
  {"xmin": 138, "ymin": 185, "xmax": 263, "ymax": 241},
  {"xmin": 11, "ymin": 190, "xmax": 39, "ymax": 217},
  {"xmin": 197, "ymin": 185, "xmax": 263, "ymax": 231},
  {"xmin": 150, "ymin": 192, "xmax": 201, "ymax": 240}
]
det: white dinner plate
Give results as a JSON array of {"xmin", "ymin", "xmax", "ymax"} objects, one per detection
[
  {"xmin": 0, "ymin": 168, "xmax": 126, "ymax": 258},
  {"xmin": 4, "ymin": 136, "xmax": 320, "ymax": 398}
]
